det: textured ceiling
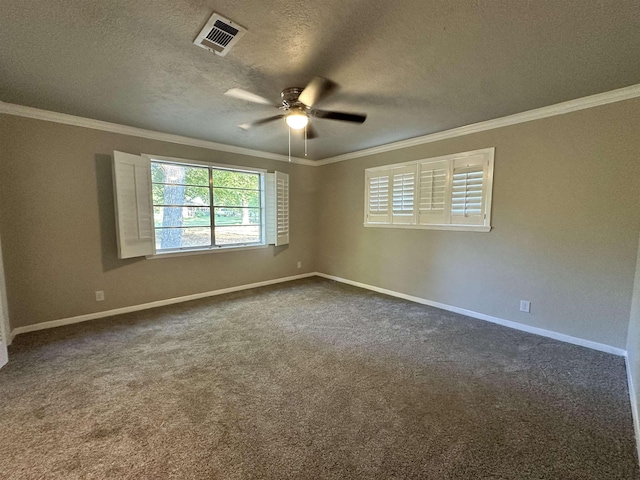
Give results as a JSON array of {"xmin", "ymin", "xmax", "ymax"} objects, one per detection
[{"xmin": 1, "ymin": 0, "xmax": 639, "ymax": 160}]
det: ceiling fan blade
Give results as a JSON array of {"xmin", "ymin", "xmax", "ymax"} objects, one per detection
[
  {"xmin": 298, "ymin": 77, "xmax": 337, "ymax": 107},
  {"xmin": 306, "ymin": 123, "xmax": 319, "ymax": 139},
  {"xmin": 239, "ymin": 115, "xmax": 285, "ymax": 130},
  {"xmin": 313, "ymin": 109, "xmax": 367, "ymax": 124},
  {"xmin": 225, "ymin": 88, "xmax": 276, "ymax": 106}
]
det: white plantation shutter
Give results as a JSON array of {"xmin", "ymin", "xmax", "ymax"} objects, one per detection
[
  {"xmin": 265, "ymin": 175, "xmax": 275, "ymax": 244},
  {"xmin": 418, "ymin": 160, "xmax": 449, "ymax": 225},
  {"xmin": 391, "ymin": 166, "xmax": 417, "ymax": 224},
  {"xmin": 112, "ymin": 151, "xmax": 154, "ymax": 258},
  {"xmin": 266, "ymin": 171, "xmax": 289, "ymax": 245},
  {"xmin": 364, "ymin": 148, "xmax": 494, "ymax": 231},
  {"xmin": 365, "ymin": 172, "xmax": 390, "ymax": 223},
  {"xmin": 276, "ymin": 172, "xmax": 289, "ymax": 245},
  {"xmin": 451, "ymin": 155, "xmax": 486, "ymax": 225}
]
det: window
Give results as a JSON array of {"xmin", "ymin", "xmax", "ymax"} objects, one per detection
[
  {"xmin": 151, "ymin": 161, "xmax": 262, "ymax": 251},
  {"xmin": 364, "ymin": 148, "xmax": 494, "ymax": 232},
  {"xmin": 112, "ymin": 152, "xmax": 289, "ymax": 259}
]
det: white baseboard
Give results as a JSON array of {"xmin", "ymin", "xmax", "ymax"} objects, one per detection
[
  {"xmin": 316, "ymin": 272, "xmax": 627, "ymax": 357},
  {"xmin": 11, "ymin": 270, "xmax": 628, "ymax": 358},
  {"xmin": 625, "ymin": 355, "xmax": 640, "ymax": 465},
  {"xmin": 10, "ymin": 273, "xmax": 316, "ymax": 337}
]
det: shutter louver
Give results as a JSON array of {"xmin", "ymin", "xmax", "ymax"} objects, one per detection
[
  {"xmin": 419, "ymin": 168, "xmax": 446, "ymax": 212},
  {"xmin": 391, "ymin": 166, "xmax": 417, "ymax": 224},
  {"xmin": 417, "ymin": 160, "xmax": 449, "ymax": 225},
  {"xmin": 266, "ymin": 171, "xmax": 289, "ymax": 245},
  {"xmin": 276, "ymin": 172, "xmax": 289, "ymax": 245},
  {"xmin": 393, "ymin": 173, "xmax": 414, "ymax": 213},
  {"xmin": 450, "ymin": 155, "xmax": 486, "ymax": 225},
  {"xmin": 365, "ymin": 173, "xmax": 391, "ymax": 223},
  {"xmin": 369, "ymin": 176, "xmax": 389, "ymax": 214},
  {"xmin": 451, "ymin": 168, "xmax": 483, "ymax": 216}
]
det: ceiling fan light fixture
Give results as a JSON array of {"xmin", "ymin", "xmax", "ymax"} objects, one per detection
[{"xmin": 285, "ymin": 112, "xmax": 309, "ymax": 130}]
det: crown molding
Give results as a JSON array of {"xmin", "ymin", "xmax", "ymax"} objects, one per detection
[
  {"xmin": 0, "ymin": 102, "xmax": 313, "ymax": 166},
  {"xmin": 2, "ymin": 83, "xmax": 639, "ymax": 167},
  {"xmin": 316, "ymin": 83, "xmax": 640, "ymax": 165}
]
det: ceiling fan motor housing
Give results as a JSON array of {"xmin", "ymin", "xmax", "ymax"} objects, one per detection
[{"xmin": 281, "ymin": 87, "xmax": 305, "ymax": 110}]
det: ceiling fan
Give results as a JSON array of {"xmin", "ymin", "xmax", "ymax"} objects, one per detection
[{"xmin": 225, "ymin": 77, "xmax": 367, "ymax": 138}]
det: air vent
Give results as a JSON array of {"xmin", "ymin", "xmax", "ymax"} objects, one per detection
[{"xmin": 193, "ymin": 13, "xmax": 246, "ymax": 57}]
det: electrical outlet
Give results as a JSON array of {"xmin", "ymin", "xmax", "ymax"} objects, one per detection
[
  {"xmin": 520, "ymin": 300, "xmax": 531, "ymax": 313},
  {"xmin": 297, "ymin": 261, "xmax": 302, "ymax": 269},
  {"xmin": 95, "ymin": 290, "xmax": 105, "ymax": 302}
]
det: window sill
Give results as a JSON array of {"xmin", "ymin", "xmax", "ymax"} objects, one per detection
[
  {"xmin": 363, "ymin": 223, "xmax": 491, "ymax": 232},
  {"xmin": 146, "ymin": 243, "xmax": 268, "ymax": 259}
]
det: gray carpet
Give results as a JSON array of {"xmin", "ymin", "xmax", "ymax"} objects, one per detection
[{"xmin": 0, "ymin": 277, "xmax": 637, "ymax": 479}]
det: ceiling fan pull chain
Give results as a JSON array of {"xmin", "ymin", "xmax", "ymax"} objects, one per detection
[
  {"xmin": 304, "ymin": 125, "xmax": 308, "ymax": 157},
  {"xmin": 288, "ymin": 127, "xmax": 291, "ymax": 162}
]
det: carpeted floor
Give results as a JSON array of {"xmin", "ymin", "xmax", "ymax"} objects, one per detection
[{"xmin": 0, "ymin": 277, "xmax": 638, "ymax": 479}]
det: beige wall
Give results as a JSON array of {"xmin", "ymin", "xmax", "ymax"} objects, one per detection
[
  {"xmin": 2, "ymin": 99, "xmax": 640, "ymax": 350},
  {"xmin": 316, "ymin": 98, "xmax": 640, "ymax": 349},
  {"xmin": 0, "ymin": 115, "xmax": 318, "ymax": 328}
]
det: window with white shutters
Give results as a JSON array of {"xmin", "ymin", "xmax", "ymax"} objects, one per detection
[
  {"xmin": 364, "ymin": 148, "xmax": 494, "ymax": 232},
  {"xmin": 113, "ymin": 152, "xmax": 289, "ymax": 257}
]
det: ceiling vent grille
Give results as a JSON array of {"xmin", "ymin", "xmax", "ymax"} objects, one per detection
[{"xmin": 193, "ymin": 13, "xmax": 246, "ymax": 57}]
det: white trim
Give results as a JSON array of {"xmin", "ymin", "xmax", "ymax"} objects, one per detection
[
  {"xmin": 10, "ymin": 273, "xmax": 316, "ymax": 337},
  {"xmin": 363, "ymin": 224, "xmax": 491, "ymax": 232},
  {"xmin": 315, "ymin": 83, "xmax": 640, "ymax": 165},
  {"xmin": 316, "ymin": 272, "xmax": 627, "ymax": 356},
  {"xmin": 1, "ymin": 84, "xmax": 640, "ymax": 166},
  {"xmin": 6, "ymin": 270, "xmax": 630, "ymax": 358},
  {"xmin": 365, "ymin": 147, "xmax": 495, "ymax": 172},
  {"xmin": 147, "ymin": 244, "xmax": 268, "ymax": 259},
  {"xmin": 625, "ymin": 355, "xmax": 640, "ymax": 465},
  {"xmin": 143, "ymin": 153, "xmax": 268, "ymax": 173},
  {"xmin": 0, "ymin": 235, "xmax": 11, "ymax": 350},
  {"xmin": 0, "ymin": 102, "xmax": 312, "ymax": 166}
]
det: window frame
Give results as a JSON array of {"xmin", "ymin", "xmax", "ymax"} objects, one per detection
[
  {"xmin": 363, "ymin": 148, "xmax": 495, "ymax": 232},
  {"xmin": 144, "ymin": 154, "xmax": 268, "ymax": 256}
]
